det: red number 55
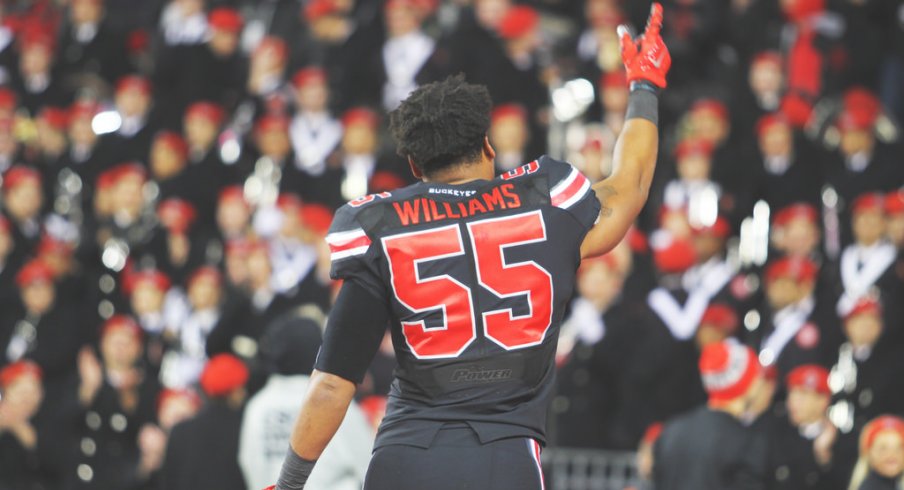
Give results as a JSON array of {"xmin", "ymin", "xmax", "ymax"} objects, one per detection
[{"xmin": 382, "ymin": 211, "xmax": 553, "ymax": 359}]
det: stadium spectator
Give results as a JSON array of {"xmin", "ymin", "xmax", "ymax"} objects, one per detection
[
  {"xmin": 161, "ymin": 353, "xmax": 248, "ymax": 490},
  {"xmin": 239, "ymin": 313, "xmax": 372, "ymax": 490}
]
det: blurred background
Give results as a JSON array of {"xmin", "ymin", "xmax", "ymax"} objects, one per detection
[{"xmin": 0, "ymin": 0, "xmax": 902, "ymax": 489}]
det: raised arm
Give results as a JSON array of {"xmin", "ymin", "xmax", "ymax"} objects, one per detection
[{"xmin": 581, "ymin": 3, "xmax": 671, "ymax": 259}]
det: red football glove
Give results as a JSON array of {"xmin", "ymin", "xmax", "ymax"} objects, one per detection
[{"xmin": 618, "ymin": 3, "xmax": 671, "ymax": 89}]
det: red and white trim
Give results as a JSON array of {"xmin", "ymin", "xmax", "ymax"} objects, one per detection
[
  {"xmin": 526, "ymin": 438, "xmax": 546, "ymax": 490},
  {"xmin": 325, "ymin": 228, "xmax": 371, "ymax": 261},
  {"xmin": 550, "ymin": 167, "xmax": 590, "ymax": 210}
]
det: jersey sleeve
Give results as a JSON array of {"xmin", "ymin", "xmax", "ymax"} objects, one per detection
[
  {"xmin": 541, "ymin": 156, "xmax": 601, "ymax": 232},
  {"xmin": 324, "ymin": 203, "xmax": 385, "ymax": 297}
]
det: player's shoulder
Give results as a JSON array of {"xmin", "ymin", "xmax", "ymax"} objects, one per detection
[{"xmin": 499, "ymin": 155, "xmax": 592, "ymax": 210}]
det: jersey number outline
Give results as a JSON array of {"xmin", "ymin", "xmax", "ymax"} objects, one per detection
[{"xmin": 382, "ymin": 210, "xmax": 553, "ymax": 359}]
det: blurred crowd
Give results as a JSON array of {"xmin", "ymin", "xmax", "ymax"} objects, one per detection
[{"xmin": 0, "ymin": 0, "xmax": 902, "ymax": 489}]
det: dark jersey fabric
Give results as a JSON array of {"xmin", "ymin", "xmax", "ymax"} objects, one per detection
[{"xmin": 315, "ymin": 156, "xmax": 600, "ymax": 449}]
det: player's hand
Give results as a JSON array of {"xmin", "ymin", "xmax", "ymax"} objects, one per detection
[{"xmin": 618, "ymin": 3, "xmax": 671, "ymax": 89}]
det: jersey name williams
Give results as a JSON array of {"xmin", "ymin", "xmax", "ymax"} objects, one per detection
[{"xmin": 392, "ymin": 183, "xmax": 522, "ymax": 226}]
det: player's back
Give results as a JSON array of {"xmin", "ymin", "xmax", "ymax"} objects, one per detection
[{"xmin": 325, "ymin": 155, "xmax": 600, "ymax": 448}]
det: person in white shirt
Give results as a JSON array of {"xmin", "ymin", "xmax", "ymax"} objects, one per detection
[{"xmin": 239, "ymin": 314, "xmax": 373, "ymax": 490}]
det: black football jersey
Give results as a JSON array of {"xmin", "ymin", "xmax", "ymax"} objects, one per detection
[{"xmin": 321, "ymin": 156, "xmax": 600, "ymax": 448}]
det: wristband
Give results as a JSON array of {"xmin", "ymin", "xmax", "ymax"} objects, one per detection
[
  {"xmin": 625, "ymin": 84, "xmax": 659, "ymax": 126},
  {"xmin": 276, "ymin": 447, "xmax": 316, "ymax": 490}
]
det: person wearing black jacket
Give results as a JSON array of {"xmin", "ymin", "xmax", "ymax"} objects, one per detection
[
  {"xmin": 161, "ymin": 354, "xmax": 248, "ymax": 490},
  {"xmin": 764, "ymin": 365, "xmax": 845, "ymax": 490},
  {"xmin": 654, "ymin": 340, "xmax": 768, "ymax": 490}
]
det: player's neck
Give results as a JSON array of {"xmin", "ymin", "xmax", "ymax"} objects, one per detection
[{"xmin": 424, "ymin": 159, "xmax": 496, "ymax": 185}]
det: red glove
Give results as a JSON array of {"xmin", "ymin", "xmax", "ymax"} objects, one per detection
[
  {"xmin": 262, "ymin": 486, "xmax": 275, "ymax": 490},
  {"xmin": 618, "ymin": 3, "xmax": 671, "ymax": 89}
]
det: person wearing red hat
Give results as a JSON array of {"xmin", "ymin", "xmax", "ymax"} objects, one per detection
[
  {"xmin": 754, "ymin": 255, "xmax": 830, "ymax": 381},
  {"xmin": 685, "ymin": 215, "xmax": 734, "ymax": 295},
  {"xmin": 103, "ymin": 162, "xmax": 154, "ymax": 240},
  {"xmin": 13, "ymin": 25, "xmax": 71, "ymax": 116},
  {"xmin": 161, "ymin": 354, "xmax": 248, "ymax": 490},
  {"xmin": 184, "ymin": 101, "xmax": 224, "ymax": 155},
  {"xmin": 554, "ymin": 245, "xmax": 637, "ymax": 449},
  {"xmin": 64, "ymin": 100, "xmax": 102, "ymax": 190},
  {"xmin": 216, "ymin": 186, "xmax": 252, "ymax": 241},
  {"xmin": 2, "ymin": 258, "xmax": 81, "ymax": 400},
  {"xmin": 659, "ymin": 136, "xmax": 725, "ymax": 218},
  {"xmin": 127, "ymin": 268, "xmax": 178, "ymax": 370},
  {"xmin": 102, "ymin": 74, "xmax": 158, "ymax": 169},
  {"xmin": 695, "ymin": 303, "xmax": 739, "ymax": 351},
  {"xmin": 331, "ymin": 107, "xmax": 395, "ymax": 205},
  {"xmin": 688, "ymin": 98, "xmax": 729, "ymax": 146},
  {"xmin": 836, "ymin": 192, "xmax": 898, "ymax": 317},
  {"xmin": 149, "ymin": 130, "xmax": 192, "ymax": 198},
  {"xmin": 248, "ymin": 36, "xmax": 288, "ymax": 100},
  {"xmin": 750, "ymin": 111, "xmax": 823, "ymax": 211},
  {"xmin": 273, "ymin": 5, "xmax": 670, "ymax": 487},
  {"xmin": 748, "ymin": 52, "xmax": 784, "ymax": 113},
  {"xmin": 826, "ymin": 297, "xmax": 904, "ymax": 440},
  {"xmin": 825, "ymin": 89, "xmax": 901, "ymax": 218},
  {"xmin": 576, "ymin": 0, "xmax": 626, "ymax": 73},
  {"xmin": 771, "ymin": 202, "xmax": 822, "ymax": 259},
  {"xmin": 289, "ymin": 66, "xmax": 343, "ymax": 177},
  {"xmin": 653, "ymin": 341, "xmax": 767, "ymax": 490},
  {"xmin": 236, "ymin": 113, "xmax": 309, "ymax": 200},
  {"xmin": 56, "ymin": 0, "xmax": 132, "ymax": 87},
  {"xmin": 376, "ymin": 0, "xmax": 438, "ymax": 112},
  {"xmin": 2, "ymin": 165, "xmax": 44, "ymax": 252},
  {"xmin": 759, "ymin": 364, "xmax": 842, "ymax": 490},
  {"xmin": 489, "ymin": 104, "xmax": 529, "ymax": 171},
  {"xmin": 847, "ymin": 415, "xmax": 904, "ymax": 490},
  {"xmin": 142, "ymin": 196, "xmax": 209, "ymax": 285},
  {"xmin": 158, "ymin": 265, "xmax": 224, "ymax": 389},
  {"xmin": 156, "ymin": 3, "xmax": 245, "ymax": 127},
  {"xmin": 0, "ymin": 359, "xmax": 49, "ymax": 489},
  {"xmin": 72, "ymin": 315, "xmax": 164, "ymax": 490},
  {"xmin": 32, "ymin": 107, "xmax": 69, "ymax": 178}
]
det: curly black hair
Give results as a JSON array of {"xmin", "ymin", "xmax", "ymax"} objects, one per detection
[{"xmin": 389, "ymin": 74, "xmax": 492, "ymax": 177}]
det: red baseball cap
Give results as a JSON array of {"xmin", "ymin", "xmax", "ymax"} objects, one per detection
[
  {"xmin": 497, "ymin": 6, "xmax": 539, "ymax": 40},
  {"xmin": 844, "ymin": 297, "xmax": 882, "ymax": 321},
  {"xmin": 785, "ymin": 364, "xmax": 830, "ymax": 396},
  {"xmin": 208, "ymin": 7, "xmax": 244, "ymax": 33},
  {"xmin": 131, "ymin": 269, "xmax": 172, "ymax": 293},
  {"xmin": 292, "ymin": 67, "xmax": 327, "ymax": 88},
  {"xmin": 200, "ymin": 354, "xmax": 249, "ymax": 397},
  {"xmin": 186, "ymin": 101, "xmax": 225, "ymax": 125},
  {"xmin": 0, "ymin": 360, "xmax": 42, "ymax": 390},
  {"xmin": 158, "ymin": 198, "xmax": 197, "ymax": 233},
  {"xmin": 16, "ymin": 259, "xmax": 55, "ymax": 287},
  {"xmin": 100, "ymin": 315, "xmax": 143, "ymax": 340},
  {"xmin": 341, "ymin": 108, "xmax": 379, "ymax": 129},
  {"xmin": 861, "ymin": 416, "xmax": 904, "ymax": 453},
  {"xmin": 852, "ymin": 193, "xmax": 885, "ymax": 216},
  {"xmin": 700, "ymin": 304, "xmax": 739, "ymax": 334},
  {"xmin": 3, "ymin": 166, "xmax": 42, "ymax": 189},
  {"xmin": 774, "ymin": 203, "xmax": 818, "ymax": 228},
  {"xmin": 765, "ymin": 256, "xmax": 818, "ymax": 284}
]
